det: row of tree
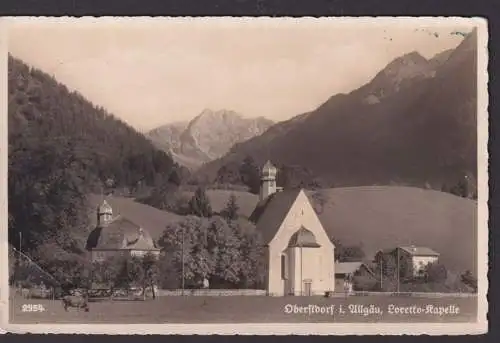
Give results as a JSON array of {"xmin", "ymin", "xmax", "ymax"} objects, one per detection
[
  {"xmin": 139, "ymin": 182, "xmax": 241, "ymax": 221},
  {"xmin": 11, "ymin": 214, "xmax": 266, "ymax": 293},
  {"xmin": 157, "ymin": 215, "xmax": 265, "ymax": 289},
  {"xmin": 353, "ymin": 252, "xmax": 453, "ymax": 293}
]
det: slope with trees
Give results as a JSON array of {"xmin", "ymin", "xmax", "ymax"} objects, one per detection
[{"xmin": 8, "ymin": 55, "xmax": 186, "ymax": 286}]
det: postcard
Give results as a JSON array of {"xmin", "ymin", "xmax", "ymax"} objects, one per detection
[{"xmin": 0, "ymin": 16, "xmax": 488, "ymax": 335}]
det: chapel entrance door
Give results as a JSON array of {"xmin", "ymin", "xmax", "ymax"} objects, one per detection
[{"xmin": 304, "ymin": 280, "xmax": 312, "ymax": 296}]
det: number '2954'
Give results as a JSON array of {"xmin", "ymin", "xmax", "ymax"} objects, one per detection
[{"xmin": 21, "ymin": 304, "xmax": 46, "ymax": 312}]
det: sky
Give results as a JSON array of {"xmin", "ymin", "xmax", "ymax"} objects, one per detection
[{"xmin": 7, "ymin": 18, "xmax": 473, "ymax": 132}]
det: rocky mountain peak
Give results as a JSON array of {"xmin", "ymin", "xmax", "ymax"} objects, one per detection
[
  {"xmin": 363, "ymin": 51, "xmax": 435, "ymax": 104},
  {"xmin": 147, "ymin": 109, "xmax": 274, "ymax": 170}
]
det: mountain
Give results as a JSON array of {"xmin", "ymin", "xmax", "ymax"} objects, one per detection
[
  {"xmin": 8, "ymin": 55, "xmax": 184, "ymax": 189},
  {"xmin": 147, "ymin": 109, "xmax": 274, "ymax": 170},
  {"xmin": 8, "ymin": 55, "xmax": 185, "ymax": 253},
  {"xmin": 197, "ymin": 30, "xmax": 477, "ymax": 191}
]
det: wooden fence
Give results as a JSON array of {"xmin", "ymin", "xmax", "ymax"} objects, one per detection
[{"xmin": 157, "ymin": 289, "xmax": 267, "ymax": 296}]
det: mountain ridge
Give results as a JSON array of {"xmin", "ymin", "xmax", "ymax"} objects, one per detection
[
  {"xmin": 196, "ymin": 31, "xmax": 477, "ymax": 193},
  {"xmin": 147, "ymin": 109, "xmax": 274, "ymax": 170}
]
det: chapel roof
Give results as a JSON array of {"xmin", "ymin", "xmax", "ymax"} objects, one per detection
[
  {"xmin": 86, "ymin": 216, "xmax": 159, "ymax": 251},
  {"xmin": 261, "ymin": 160, "xmax": 277, "ymax": 174},
  {"xmin": 249, "ymin": 188, "xmax": 302, "ymax": 245},
  {"xmin": 288, "ymin": 227, "xmax": 321, "ymax": 248}
]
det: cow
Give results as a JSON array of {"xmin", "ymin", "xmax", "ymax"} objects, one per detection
[{"xmin": 62, "ymin": 294, "xmax": 89, "ymax": 312}]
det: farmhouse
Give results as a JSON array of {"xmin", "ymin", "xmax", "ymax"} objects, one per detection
[
  {"xmin": 375, "ymin": 246, "xmax": 440, "ymax": 278},
  {"xmin": 86, "ymin": 199, "xmax": 161, "ymax": 262},
  {"xmin": 249, "ymin": 161, "xmax": 336, "ymax": 296}
]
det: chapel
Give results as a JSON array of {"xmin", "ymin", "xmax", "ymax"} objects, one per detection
[
  {"xmin": 249, "ymin": 161, "xmax": 336, "ymax": 296},
  {"xmin": 86, "ymin": 199, "xmax": 161, "ymax": 262}
]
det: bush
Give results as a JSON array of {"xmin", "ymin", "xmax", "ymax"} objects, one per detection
[
  {"xmin": 352, "ymin": 275, "xmax": 378, "ymax": 291},
  {"xmin": 425, "ymin": 262, "xmax": 448, "ymax": 283}
]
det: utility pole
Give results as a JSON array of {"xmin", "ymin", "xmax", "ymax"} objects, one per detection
[
  {"xmin": 181, "ymin": 228, "xmax": 185, "ymax": 296},
  {"xmin": 397, "ymin": 248, "xmax": 400, "ymax": 293},
  {"xmin": 380, "ymin": 259, "xmax": 383, "ymax": 290},
  {"xmin": 19, "ymin": 232, "xmax": 22, "ymax": 253},
  {"xmin": 300, "ymin": 243, "xmax": 303, "ymax": 296}
]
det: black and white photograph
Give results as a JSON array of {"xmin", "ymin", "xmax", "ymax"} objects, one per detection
[{"xmin": 0, "ymin": 17, "xmax": 489, "ymax": 335}]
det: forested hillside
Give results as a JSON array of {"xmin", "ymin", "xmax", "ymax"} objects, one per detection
[{"xmin": 8, "ymin": 55, "xmax": 185, "ymax": 269}]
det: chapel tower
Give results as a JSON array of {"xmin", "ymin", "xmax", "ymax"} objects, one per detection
[
  {"xmin": 260, "ymin": 160, "xmax": 278, "ymax": 201},
  {"xmin": 97, "ymin": 199, "xmax": 113, "ymax": 227}
]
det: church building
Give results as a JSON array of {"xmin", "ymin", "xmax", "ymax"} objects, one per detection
[
  {"xmin": 86, "ymin": 199, "xmax": 161, "ymax": 262},
  {"xmin": 249, "ymin": 161, "xmax": 336, "ymax": 296}
]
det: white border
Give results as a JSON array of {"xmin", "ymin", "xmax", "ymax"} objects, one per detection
[{"xmin": 0, "ymin": 16, "xmax": 489, "ymax": 335}]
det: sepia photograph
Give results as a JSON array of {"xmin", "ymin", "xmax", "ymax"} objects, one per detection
[{"xmin": 0, "ymin": 16, "xmax": 488, "ymax": 335}]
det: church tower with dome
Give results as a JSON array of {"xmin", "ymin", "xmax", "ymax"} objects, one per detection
[
  {"xmin": 86, "ymin": 198, "xmax": 160, "ymax": 263},
  {"xmin": 97, "ymin": 199, "xmax": 113, "ymax": 227},
  {"xmin": 260, "ymin": 160, "xmax": 281, "ymax": 201}
]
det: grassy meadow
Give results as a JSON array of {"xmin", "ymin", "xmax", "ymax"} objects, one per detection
[
  {"xmin": 88, "ymin": 186, "xmax": 478, "ymax": 276},
  {"xmin": 10, "ymin": 293, "xmax": 477, "ymax": 324}
]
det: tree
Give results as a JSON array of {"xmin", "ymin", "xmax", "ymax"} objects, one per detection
[
  {"xmin": 168, "ymin": 169, "xmax": 183, "ymax": 186},
  {"xmin": 34, "ymin": 242, "xmax": 90, "ymax": 288},
  {"xmin": 216, "ymin": 162, "xmax": 242, "ymax": 185},
  {"xmin": 425, "ymin": 262, "xmax": 448, "ymax": 283},
  {"xmin": 344, "ymin": 245, "xmax": 366, "ymax": 262},
  {"xmin": 142, "ymin": 253, "xmax": 160, "ymax": 298},
  {"xmin": 380, "ymin": 254, "xmax": 398, "ymax": 279},
  {"xmin": 399, "ymin": 254, "xmax": 415, "ymax": 280},
  {"xmin": 310, "ymin": 190, "xmax": 329, "ymax": 214},
  {"xmin": 9, "ymin": 135, "xmax": 94, "ymax": 254},
  {"xmin": 333, "ymin": 239, "xmax": 365, "ymax": 262},
  {"xmin": 206, "ymin": 217, "xmax": 243, "ymax": 287},
  {"xmin": 137, "ymin": 181, "xmax": 189, "ymax": 215},
  {"xmin": 276, "ymin": 164, "xmax": 322, "ymax": 189},
  {"xmin": 188, "ymin": 187, "xmax": 213, "ymax": 217},
  {"xmin": 461, "ymin": 270, "xmax": 477, "ymax": 292},
  {"xmin": 450, "ymin": 178, "xmax": 468, "ymax": 198},
  {"xmin": 230, "ymin": 218, "xmax": 266, "ymax": 288},
  {"xmin": 221, "ymin": 193, "xmax": 239, "ymax": 221},
  {"xmin": 92, "ymin": 256, "xmax": 123, "ymax": 290},
  {"xmin": 157, "ymin": 216, "xmax": 264, "ymax": 289},
  {"xmin": 239, "ymin": 156, "xmax": 261, "ymax": 194},
  {"xmin": 158, "ymin": 216, "xmax": 214, "ymax": 289}
]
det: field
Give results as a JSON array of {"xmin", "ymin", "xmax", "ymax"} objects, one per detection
[
  {"xmin": 197, "ymin": 187, "xmax": 477, "ymax": 276},
  {"xmin": 10, "ymin": 294, "xmax": 477, "ymax": 324},
  {"xmin": 88, "ymin": 186, "xmax": 477, "ymax": 276}
]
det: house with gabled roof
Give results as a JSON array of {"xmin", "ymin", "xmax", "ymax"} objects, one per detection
[
  {"xmin": 375, "ymin": 245, "xmax": 440, "ymax": 278},
  {"xmin": 249, "ymin": 161, "xmax": 336, "ymax": 296},
  {"xmin": 86, "ymin": 199, "xmax": 161, "ymax": 263}
]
